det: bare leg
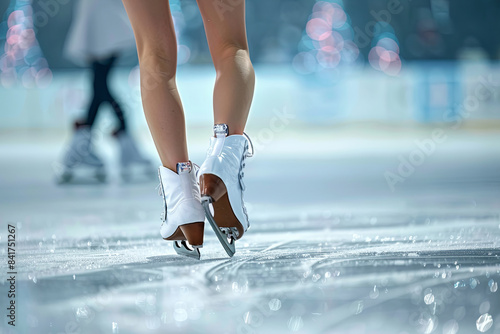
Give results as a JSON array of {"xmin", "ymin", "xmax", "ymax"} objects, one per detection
[
  {"xmin": 196, "ymin": 0, "xmax": 255, "ymax": 135},
  {"xmin": 122, "ymin": 0, "xmax": 187, "ymax": 171}
]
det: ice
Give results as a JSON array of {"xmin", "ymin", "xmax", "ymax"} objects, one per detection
[
  {"xmin": 369, "ymin": 285, "xmax": 379, "ymax": 299},
  {"xmin": 269, "ymin": 298, "xmax": 282, "ymax": 311},
  {"xmin": 287, "ymin": 316, "xmax": 304, "ymax": 331},
  {"xmin": 476, "ymin": 313, "xmax": 493, "ymax": 332},
  {"xmin": 442, "ymin": 319, "xmax": 459, "ymax": 334},
  {"xmin": 112, "ymin": 322, "xmax": 119, "ymax": 333},
  {"xmin": 75, "ymin": 306, "xmax": 91, "ymax": 321},
  {"xmin": 1, "ymin": 128, "xmax": 500, "ymax": 334},
  {"xmin": 479, "ymin": 301, "xmax": 491, "ymax": 314},
  {"xmin": 489, "ymin": 280, "xmax": 498, "ymax": 293},
  {"xmin": 423, "ymin": 292, "xmax": 434, "ymax": 305}
]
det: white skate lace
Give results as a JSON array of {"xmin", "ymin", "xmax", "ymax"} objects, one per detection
[
  {"xmin": 157, "ymin": 171, "xmax": 167, "ymax": 222},
  {"xmin": 240, "ymin": 134, "xmax": 253, "ymax": 227},
  {"xmin": 243, "ymin": 132, "xmax": 254, "ymax": 157},
  {"xmin": 192, "ymin": 163, "xmax": 201, "ymax": 182}
]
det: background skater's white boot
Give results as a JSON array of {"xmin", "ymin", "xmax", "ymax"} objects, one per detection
[
  {"xmin": 158, "ymin": 162, "xmax": 205, "ymax": 259},
  {"xmin": 113, "ymin": 130, "xmax": 154, "ymax": 181},
  {"xmin": 56, "ymin": 123, "xmax": 106, "ymax": 183},
  {"xmin": 198, "ymin": 124, "xmax": 253, "ymax": 257}
]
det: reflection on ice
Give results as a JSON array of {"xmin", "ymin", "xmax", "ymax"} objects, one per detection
[
  {"xmin": 476, "ymin": 313, "xmax": 493, "ymax": 332},
  {"xmin": 2, "ymin": 135, "xmax": 499, "ymax": 333},
  {"xmin": 9, "ymin": 212, "xmax": 498, "ymax": 334}
]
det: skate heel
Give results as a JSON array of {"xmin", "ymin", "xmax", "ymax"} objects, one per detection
[
  {"xmin": 199, "ymin": 172, "xmax": 245, "ymax": 256},
  {"xmin": 159, "ymin": 163, "xmax": 206, "ymax": 260},
  {"xmin": 199, "ymin": 174, "xmax": 227, "ymax": 202},
  {"xmin": 179, "ymin": 222, "xmax": 204, "ymax": 247}
]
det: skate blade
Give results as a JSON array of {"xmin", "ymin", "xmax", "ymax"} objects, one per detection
[
  {"xmin": 173, "ymin": 240, "xmax": 201, "ymax": 260},
  {"xmin": 202, "ymin": 199, "xmax": 236, "ymax": 257}
]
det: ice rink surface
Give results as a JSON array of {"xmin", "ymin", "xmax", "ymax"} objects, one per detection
[{"xmin": 1, "ymin": 126, "xmax": 500, "ymax": 334}]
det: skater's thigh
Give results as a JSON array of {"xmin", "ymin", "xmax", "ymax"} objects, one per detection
[
  {"xmin": 121, "ymin": 0, "xmax": 176, "ymax": 56},
  {"xmin": 196, "ymin": 0, "xmax": 249, "ymax": 61}
]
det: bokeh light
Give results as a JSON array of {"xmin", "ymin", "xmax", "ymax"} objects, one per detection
[
  {"xmin": 177, "ymin": 45, "xmax": 191, "ymax": 65},
  {"xmin": 306, "ymin": 18, "xmax": 332, "ymax": 41},
  {"xmin": 368, "ymin": 24, "xmax": 402, "ymax": 76},
  {"xmin": 294, "ymin": 0, "xmax": 359, "ymax": 79},
  {"xmin": 170, "ymin": 0, "xmax": 191, "ymax": 65},
  {"xmin": 0, "ymin": 0, "xmax": 52, "ymax": 88}
]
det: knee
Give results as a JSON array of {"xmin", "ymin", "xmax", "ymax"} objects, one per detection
[
  {"xmin": 213, "ymin": 43, "xmax": 253, "ymax": 71},
  {"xmin": 138, "ymin": 46, "xmax": 177, "ymax": 87}
]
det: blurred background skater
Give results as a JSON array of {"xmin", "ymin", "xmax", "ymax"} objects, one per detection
[{"xmin": 57, "ymin": 0, "xmax": 152, "ymax": 183}]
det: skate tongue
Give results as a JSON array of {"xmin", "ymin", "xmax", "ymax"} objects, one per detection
[
  {"xmin": 213, "ymin": 124, "xmax": 229, "ymax": 137},
  {"xmin": 176, "ymin": 161, "xmax": 192, "ymax": 174}
]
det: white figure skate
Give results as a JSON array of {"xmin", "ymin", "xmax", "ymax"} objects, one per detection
[
  {"xmin": 114, "ymin": 131, "xmax": 154, "ymax": 181},
  {"xmin": 198, "ymin": 124, "xmax": 253, "ymax": 257},
  {"xmin": 158, "ymin": 162, "xmax": 206, "ymax": 259},
  {"xmin": 56, "ymin": 125, "xmax": 106, "ymax": 183}
]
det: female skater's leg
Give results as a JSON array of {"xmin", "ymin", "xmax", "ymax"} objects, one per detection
[
  {"xmin": 122, "ymin": 0, "xmax": 205, "ymax": 256},
  {"xmin": 197, "ymin": 0, "xmax": 255, "ymax": 256},
  {"xmin": 121, "ymin": 0, "xmax": 187, "ymax": 171},
  {"xmin": 196, "ymin": 0, "xmax": 255, "ymax": 134}
]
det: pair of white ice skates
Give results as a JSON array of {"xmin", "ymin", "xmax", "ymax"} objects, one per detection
[{"xmin": 158, "ymin": 124, "xmax": 253, "ymax": 259}]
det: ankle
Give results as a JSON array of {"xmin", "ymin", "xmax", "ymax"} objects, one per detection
[
  {"xmin": 161, "ymin": 161, "xmax": 192, "ymax": 174},
  {"xmin": 213, "ymin": 123, "xmax": 244, "ymax": 136}
]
